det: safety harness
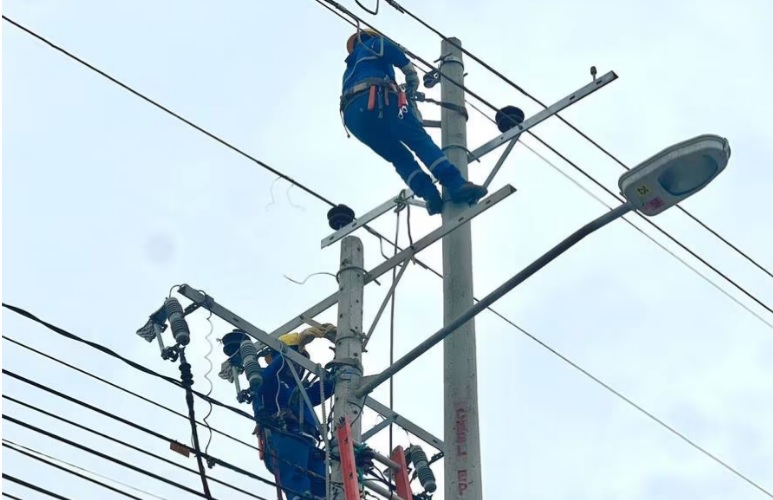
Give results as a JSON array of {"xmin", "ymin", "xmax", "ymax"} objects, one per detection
[{"xmin": 339, "ymin": 76, "xmax": 410, "ymax": 136}]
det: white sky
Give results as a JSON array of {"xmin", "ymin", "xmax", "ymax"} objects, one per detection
[{"xmin": 3, "ymin": 0, "xmax": 773, "ymax": 499}]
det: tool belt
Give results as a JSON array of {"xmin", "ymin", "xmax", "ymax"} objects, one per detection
[{"xmin": 340, "ymin": 77, "xmax": 402, "ymax": 114}]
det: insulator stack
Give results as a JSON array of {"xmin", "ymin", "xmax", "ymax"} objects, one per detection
[
  {"xmin": 239, "ymin": 339, "xmax": 263, "ymax": 389},
  {"xmin": 407, "ymin": 444, "xmax": 436, "ymax": 493},
  {"xmin": 164, "ymin": 297, "xmax": 190, "ymax": 346}
]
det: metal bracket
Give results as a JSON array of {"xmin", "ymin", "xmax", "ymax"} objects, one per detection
[
  {"xmin": 467, "ymin": 70, "xmax": 618, "ymax": 162},
  {"xmin": 321, "ymin": 189, "xmax": 415, "ymax": 249},
  {"xmin": 297, "ymin": 185, "xmax": 516, "ymax": 339}
]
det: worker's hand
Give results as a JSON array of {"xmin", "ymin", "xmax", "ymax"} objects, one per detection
[
  {"xmin": 301, "ymin": 323, "xmax": 337, "ymax": 343},
  {"xmin": 405, "ymin": 71, "xmax": 420, "ymax": 96}
]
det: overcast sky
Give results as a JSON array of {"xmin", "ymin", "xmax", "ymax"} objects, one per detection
[{"xmin": 3, "ymin": 0, "xmax": 773, "ymax": 499}]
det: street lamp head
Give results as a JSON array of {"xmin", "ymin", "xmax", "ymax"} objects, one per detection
[{"xmin": 618, "ymin": 134, "xmax": 731, "ymax": 216}]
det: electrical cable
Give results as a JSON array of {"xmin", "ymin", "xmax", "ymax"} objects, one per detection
[
  {"xmin": 382, "ymin": 0, "xmax": 773, "ymax": 283},
  {"xmin": 2, "ymin": 303, "xmax": 257, "ymax": 423},
  {"xmin": 463, "ymin": 101, "xmax": 773, "ymax": 330},
  {"xmin": 5, "ymin": 13, "xmax": 768, "ymax": 340},
  {"xmin": 355, "ymin": 0, "xmax": 379, "ymax": 16},
  {"xmin": 177, "ymin": 349, "xmax": 214, "ymax": 500},
  {"xmin": 0, "ymin": 312, "xmax": 325, "ymax": 486},
  {"xmin": 2, "ymin": 370, "xmax": 316, "ymax": 499},
  {"xmin": 4, "ymin": 413, "xmax": 214, "ymax": 499},
  {"xmin": 2, "ymin": 395, "xmax": 271, "ymax": 500},
  {"xmin": 316, "ymin": 1, "xmax": 773, "ymax": 321},
  {"xmin": 3, "ymin": 494, "xmax": 24, "ymax": 500},
  {"xmin": 389, "ymin": 208, "xmax": 400, "ymax": 457},
  {"xmin": 1, "ymin": 336, "xmax": 264, "ymax": 455},
  {"xmin": 3, "ymin": 474, "xmax": 68, "ymax": 500},
  {"xmin": 200, "ymin": 308, "xmax": 216, "ymax": 456},
  {"xmin": 6, "ymin": 15, "xmax": 772, "ymax": 493},
  {"xmin": 4, "ymin": 440, "xmax": 152, "ymax": 500}
]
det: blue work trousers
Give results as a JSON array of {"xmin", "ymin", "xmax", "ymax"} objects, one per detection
[
  {"xmin": 264, "ymin": 430, "xmax": 326, "ymax": 500},
  {"xmin": 343, "ymin": 90, "xmax": 465, "ymax": 199}
]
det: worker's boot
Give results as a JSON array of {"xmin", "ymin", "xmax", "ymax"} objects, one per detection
[
  {"xmin": 408, "ymin": 171, "xmax": 444, "ymax": 216},
  {"xmin": 430, "ymin": 159, "xmax": 488, "ymax": 206},
  {"xmin": 448, "ymin": 181, "xmax": 488, "ymax": 205}
]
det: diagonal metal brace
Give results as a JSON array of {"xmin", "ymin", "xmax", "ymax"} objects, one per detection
[{"xmin": 281, "ymin": 184, "xmax": 516, "ymax": 340}]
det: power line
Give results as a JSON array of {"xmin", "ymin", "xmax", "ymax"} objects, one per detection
[
  {"xmin": 3, "ymin": 394, "xmax": 271, "ymax": 500},
  {"xmin": 4, "ymin": 413, "xmax": 213, "ymax": 499},
  {"xmin": 177, "ymin": 350, "xmax": 214, "ymax": 499},
  {"xmin": 463, "ymin": 101, "xmax": 773, "ymax": 331},
  {"xmin": 0, "ymin": 14, "xmax": 574, "ymax": 387},
  {"xmin": 0, "ymin": 306, "xmax": 319, "ymax": 486},
  {"xmin": 5, "ymin": 14, "xmax": 771, "ymax": 495},
  {"xmin": 3, "ymin": 494, "xmax": 24, "ymax": 500},
  {"xmin": 3, "ymin": 473, "xmax": 69, "ymax": 500},
  {"xmin": 4, "ymin": 440, "xmax": 148, "ymax": 500},
  {"xmin": 6, "ymin": 290, "xmax": 771, "ymax": 497},
  {"xmin": 2, "ymin": 369, "xmax": 316, "ymax": 499},
  {"xmin": 381, "ymin": 0, "xmax": 773, "ymax": 282},
  {"xmin": 2, "ymin": 336, "xmax": 263, "ymax": 455},
  {"xmin": 315, "ymin": 0, "xmax": 773, "ymax": 320},
  {"xmin": 2, "ymin": 303, "xmax": 256, "ymax": 423}
]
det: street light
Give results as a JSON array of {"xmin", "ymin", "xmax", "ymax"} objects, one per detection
[
  {"xmin": 355, "ymin": 134, "xmax": 732, "ymax": 398},
  {"xmin": 619, "ymin": 134, "xmax": 731, "ymax": 216}
]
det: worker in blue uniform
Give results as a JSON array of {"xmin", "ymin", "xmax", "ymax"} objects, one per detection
[
  {"xmin": 340, "ymin": 29, "xmax": 488, "ymax": 215},
  {"xmin": 256, "ymin": 325, "xmax": 337, "ymax": 500}
]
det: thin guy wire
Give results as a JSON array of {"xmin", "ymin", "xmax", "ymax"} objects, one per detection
[
  {"xmin": 4, "ymin": 440, "xmax": 155, "ymax": 500},
  {"xmin": 3, "ymin": 394, "xmax": 271, "ymax": 500},
  {"xmin": 3, "ymin": 474, "xmax": 69, "ymax": 500},
  {"xmin": 317, "ymin": 0, "xmax": 773, "ymax": 320},
  {"xmin": 2, "ymin": 370, "xmax": 316, "ymax": 499},
  {"xmin": 464, "ymin": 100, "xmax": 773, "ymax": 330},
  {"xmin": 1, "ymin": 336, "xmax": 263, "ymax": 455},
  {"xmin": 383, "ymin": 0, "xmax": 773, "ymax": 282}
]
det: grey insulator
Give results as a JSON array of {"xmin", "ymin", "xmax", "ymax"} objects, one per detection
[
  {"xmin": 408, "ymin": 444, "xmax": 436, "ymax": 493},
  {"xmin": 239, "ymin": 340, "xmax": 263, "ymax": 389},
  {"xmin": 164, "ymin": 298, "xmax": 190, "ymax": 346}
]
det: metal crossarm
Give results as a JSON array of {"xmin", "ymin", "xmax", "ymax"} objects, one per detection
[
  {"xmin": 276, "ymin": 184, "xmax": 516, "ymax": 340},
  {"xmin": 467, "ymin": 70, "xmax": 618, "ymax": 162}
]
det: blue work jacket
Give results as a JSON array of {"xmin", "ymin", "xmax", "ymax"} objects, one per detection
[
  {"xmin": 259, "ymin": 353, "xmax": 333, "ymax": 437},
  {"xmin": 342, "ymin": 35, "xmax": 411, "ymax": 93}
]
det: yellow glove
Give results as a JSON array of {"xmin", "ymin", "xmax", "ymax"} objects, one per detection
[{"xmin": 301, "ymin": 323, "xmax": 337, "ymax": 343}]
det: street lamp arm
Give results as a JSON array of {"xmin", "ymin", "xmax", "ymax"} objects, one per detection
[{"xmin": 355, "ymin": 202, "xmax": 634, "ymax": 398}]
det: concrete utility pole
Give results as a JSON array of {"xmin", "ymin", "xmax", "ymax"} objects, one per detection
[
  {"xmin": 440, "ymin": 37, "xmax": 483, "ymax": 500},
  {"xmin": 331, "ymin": 235, "xmax": 366, "ymax": 498}
]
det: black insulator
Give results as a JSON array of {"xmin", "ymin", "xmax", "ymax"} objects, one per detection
[
  {"xmin": 495, "ymin": 105, "xmax": 525, "ymax": 133},
  {"xmin": 222, "ymin": 329, "xmax": 249, "ymax": 365},
  {"xmin": 423, "ymin": 71, "xmax": 439, "ymax": 89},
  {"xmin": 408, "ymin": 445, "xmax": 436, "ymax": 493},
  {"xmin": 164, "ymin": 298, "xmax": 190, "ymax": 346},
  {"xmin": 327, "ymin": 204, "xmax": 356, "ymax": 230}
]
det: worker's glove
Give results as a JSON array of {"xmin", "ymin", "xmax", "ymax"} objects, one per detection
[
  {"xmin": 301, "ymin": 323, "xmax": 337, "ymax": 343},
  {"xmin": 405, "ymin": 71, "xmax": 420, "ymax": 96},
  {"xmin": 401, "ymin": 63, "xmax": 420, "ymax": 96}
]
